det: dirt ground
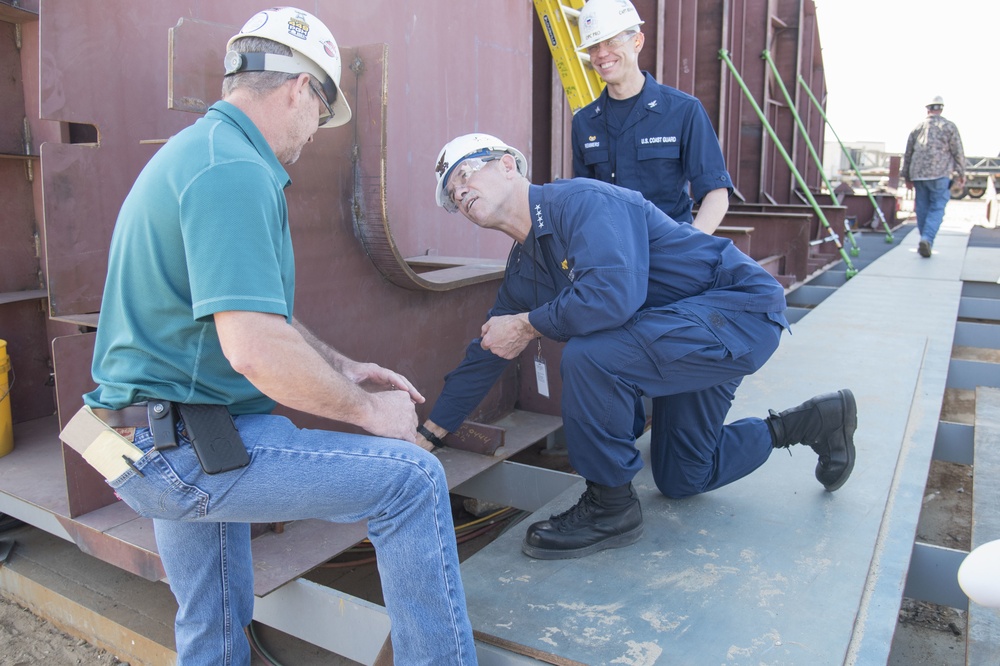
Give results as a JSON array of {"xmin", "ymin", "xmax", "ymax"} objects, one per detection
[
  {"xmin": 887, "ymin": 458, "xmax": 973, "ymax": 665},
  {"xmin": 0, "ymin": 592, "xmax": 124, "ymax": 666}
]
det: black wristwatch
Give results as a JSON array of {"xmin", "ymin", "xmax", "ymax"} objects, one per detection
[{"xmin": 416, "ymin": 424, "xmax": 446, "ymax": 448}]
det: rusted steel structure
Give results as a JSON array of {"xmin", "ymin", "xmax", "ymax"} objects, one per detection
[{"xmin": 0, "ymin": 0, "xmax": 889, "ymax": 652}]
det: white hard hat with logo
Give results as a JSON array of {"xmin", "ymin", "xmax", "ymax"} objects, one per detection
[
  {"xmin": 434, "ymin": 134, "xmax": 527, "ymax": 212},
  {"xmin": 224, "ymin": 6, "xmax": 351, "ymax": 128},
  {"xmin": 576, "ymin": 0, "xmax": 645, "ymax": 51}
]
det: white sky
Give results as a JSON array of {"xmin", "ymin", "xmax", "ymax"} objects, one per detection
[{"xmin": 814, "ymin": 0, "xmax": 999, "ymax": 157}]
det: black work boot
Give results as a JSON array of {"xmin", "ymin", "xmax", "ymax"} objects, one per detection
[
  {"xmin": 767, "ymin": 389, "xmax": 857, "ymax": 491},
  {"xmin": 521, "ymin": 481, "xmax": 643, "ymax": 560}
]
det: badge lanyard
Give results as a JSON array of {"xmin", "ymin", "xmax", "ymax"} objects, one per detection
[
  {"xmin": 528, "ymin": 229, "xmax": 550, "ymax": 398},
  {"xmin": 534, "ymin": 339, "xmax": 549, "ymax": 398}
]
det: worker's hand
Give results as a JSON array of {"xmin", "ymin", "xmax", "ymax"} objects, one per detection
[
  {"xmin": 481, "ymin": 313, "xmax": 539, "ymax": 360},
  {"xmin": 345, "ymin": 361, "xmax": 425, "ymax": 405},
  {"xmin": 904, "ymin": 178, "xmax": 914, "ymax": 190},
  {"xmin": 953, "ymin": 176, "xmax": 966, "ymax": 190},
  {"xmin": 363, "ymin": 389, "xmax": 420, "ymax": 443}
]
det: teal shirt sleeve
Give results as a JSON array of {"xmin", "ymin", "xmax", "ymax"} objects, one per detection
[{"xmin": 180, "ymin": 160, "xmax": 293, "ymax": 322}]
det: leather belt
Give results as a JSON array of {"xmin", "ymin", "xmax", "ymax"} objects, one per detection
[{"xmin": 92, "ymin": 404, "xmax": 151, "ymax": 428}]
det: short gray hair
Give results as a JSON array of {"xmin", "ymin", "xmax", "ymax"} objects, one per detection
[{"xmin": 221, "ymin": 36, "xmax": 298, "ymax": 98}]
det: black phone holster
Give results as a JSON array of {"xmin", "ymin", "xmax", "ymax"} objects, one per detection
[
  {"xmin": 147, "ymin": 401, "xmax": 249, "ymax": 474},
  {"xmin": 147, "ymin": 400, "xmax": 179, "ymax": 450},
  {"xmin": 176, "ymin": 403, "xmax": 250, "ymax": 474}
]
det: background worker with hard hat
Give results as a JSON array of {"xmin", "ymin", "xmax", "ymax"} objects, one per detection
[
  {"xmin": 76, "ymin": 7, "xmax": 476, "ymax": 664},
  {"xmin": 418, "ymin": 133, "xmax": 858, "ymax": 560},
  {"xmin": 571, "ymin": 0, "xmax": 733, "ymax": 234},
  {"xmin": 902, "ymin": 95, "xmax": 966, "ymax": 258}
]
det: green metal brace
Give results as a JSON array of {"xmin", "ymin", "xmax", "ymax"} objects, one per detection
[
  {"xmin": 761, "ymin": 50, "xmax": 860, "ymax": 257},
  {"xmin": 798, "ymin": 75, "xmax": 895, "ymax": 243},
  {"xmin": 718, "ymin": 49, "xmax": 857, "ymax": 278}
]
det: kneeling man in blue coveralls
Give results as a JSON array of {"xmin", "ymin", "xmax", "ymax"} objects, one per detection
[{"xmin": 416, "ymin": 133, "xmax": 859, "ymax": 561}]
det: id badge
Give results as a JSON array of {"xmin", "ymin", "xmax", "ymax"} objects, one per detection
[{"xmin": 534, "ymin": 340, "xmax": 550, "ymax": 398}]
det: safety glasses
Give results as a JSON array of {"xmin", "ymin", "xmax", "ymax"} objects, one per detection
[
  {"xmin": 446, "ymin": 156, "xmax": 500, "ymax": 203},
  {"xmin": 309, "ymin": 79, "xmax": 334, "ymax": 126},
  {"xmin": 586, "ymin": 30, "xmax": 638, "ymax": 55}
]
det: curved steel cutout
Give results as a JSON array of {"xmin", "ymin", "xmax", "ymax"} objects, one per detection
[{"xmin": 347, "ymin": 44, "xmax": 504, "ymax": 291}]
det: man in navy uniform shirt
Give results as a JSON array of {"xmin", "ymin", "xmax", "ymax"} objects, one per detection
[
  {"xmin": 571, "ymin": 0, "xmax": 732, "ymax": 234},
  {"xmin": 417, "ymin": 133, "xmax": 858, "ymax": 560}
]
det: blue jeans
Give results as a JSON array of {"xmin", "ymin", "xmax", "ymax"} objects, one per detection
[
  {"xmin": 109, "ymin": 414, "xmax": 477, "ymax": 666},
  {"xmin": 913, "ymin": 176, "xmax": 951, "ymax": 245}
]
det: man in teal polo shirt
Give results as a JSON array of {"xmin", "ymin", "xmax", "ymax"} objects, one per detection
[{"xmin": 79, "ymin": 8, "xmax": 477, "ymax": 665}]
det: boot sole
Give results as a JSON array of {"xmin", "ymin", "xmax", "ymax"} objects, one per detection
[
  {"xmin": 822, "ymin": 389, "xmax": 857, "ymax": 491},
  {"xmin": 521, "ymin": 525, "xmax": 644, "ymax": 560}
]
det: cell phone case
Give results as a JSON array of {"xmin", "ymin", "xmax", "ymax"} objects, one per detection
[{"xmin": 178, "ymin": 404, "xmax": 250, "ymax": 474}]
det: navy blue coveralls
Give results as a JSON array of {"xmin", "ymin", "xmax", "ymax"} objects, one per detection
[
  {"xmin": 428, "ymin": 179, "xmax": 789, "ymax": 498},
  {"xmin": 572, "ymin": 71, "xmax": 733, "ymax": 223}
]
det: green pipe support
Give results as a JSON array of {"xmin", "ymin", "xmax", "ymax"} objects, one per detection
[
  {"xmin": 761, "ymin": 50, "xmax": 860, "ymax": 256},
  {"xmin": 718, "ymin": 49, "xmax": 857, "ymax": 278},
  {"xmin": 799, "ymin": 75, "xmax": 894, "ymax": 243}
]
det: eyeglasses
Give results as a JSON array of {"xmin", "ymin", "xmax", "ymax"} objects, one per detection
[
  {"xmin": 308, "ymin": 79, "xmax": 334, "ymax": 126},
  {"xmin": 586, "ymin": 31, "xmax": 638, "ymax": 55},
  {"xmin": 446, "ymin": 156, "xmax": 500, "ymax": 204}
]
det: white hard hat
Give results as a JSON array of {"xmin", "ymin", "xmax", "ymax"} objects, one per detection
[
  {"xmin": 576, "ymin": 0, "xmax": 644, "ymax": 51},
  {"xmin": 434, "ymin": 133, "xmax": 527, "ymax": 212},
  {"xmin": 926, "ymin": 95, "xmax": 945, "ymax": 108},
  {"xmin": 224, "ymin": 7, "xmax": 351, "ymax": 128}
]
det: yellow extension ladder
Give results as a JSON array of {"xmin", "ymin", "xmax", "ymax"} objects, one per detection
[{"xmin": 533, "ymin": 0, "xmax": 606, "ymax": 113}]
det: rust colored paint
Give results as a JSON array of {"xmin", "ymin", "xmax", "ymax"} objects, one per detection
[
  {"xmin": 51, "ymin": 333, "xmax": 112, "ymax": 518},
  {"xmin": 0, "ymin": 10, "xmax": 55, "ymax": 425},
  {"xmin": 36, "ymin": 0, "xmax": 528, "ymax": 431},
  {"xmin": 4, "ymin": 0, "xmax": 856, "ymax": 588},
  {"xmin": 57, "ymin": 512, "xmax": 166, "ymax": 583},
  {"xmin": 538, "ymin": 0, "xmax": 832, "ymax": 209}
]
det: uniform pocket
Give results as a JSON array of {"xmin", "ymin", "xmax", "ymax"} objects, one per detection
[
  {"xmin": 583, "ymin": 149, "xmax": 609, "ymax": 166},
  {"xmin": 637, "ymin": 144, "xmax": 680, "ymax": 161}
]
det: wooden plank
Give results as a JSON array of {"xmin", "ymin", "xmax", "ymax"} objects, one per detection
[{"xmin": 967, "ymin": 387, "xmax": 1000, "ymax": 665}]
